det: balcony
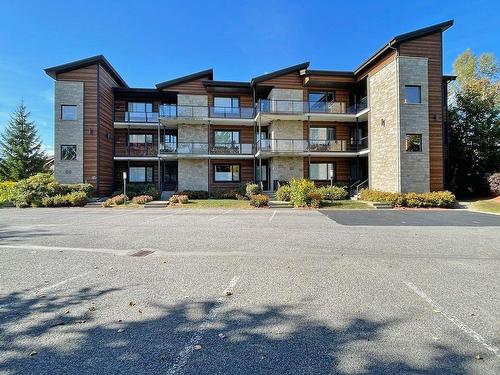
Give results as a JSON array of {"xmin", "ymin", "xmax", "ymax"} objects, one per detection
[
  {"xmin": 255, "ymin": 97, "xmax": 368, "ymax": 123},
  {"xmin": 114, "ymin": 111, "xmax": 159, "ymax": 127},
  {"xmin": 257, "ymin": 138, "xmax": 368, "ymax": 156},
  {"xmin": 114, "ymin": 144, "xmax": 158, "ymax": 159},
  {"xmin": 159, "ymin": 142, "xmax": 255, "ymax": 158},
  {"xmin": 159, "ymin": 104, "xmax": 255, "ymax": 125}
]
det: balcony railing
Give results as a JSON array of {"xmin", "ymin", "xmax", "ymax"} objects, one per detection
[
  {"xmin": 159, "ymin": 142, "xmax": 254, "ymax": 155},
  {"xmin": 114, "ymin": 111, "xmax": 159, "ymax": 123},
  {"xmin": 115, "ymin": 144, "xmax": 158, "ymax": 157},
  {"xmin": 258, "ymin": 137, "xmax": 368, "ymax": 153},
  {"xmin": 256, "ymin": 97, "xmax": 368, "ymax": 115},
  {"xmin": 159, "ymin": 105, "xmax": 254, "ymax": 120}
]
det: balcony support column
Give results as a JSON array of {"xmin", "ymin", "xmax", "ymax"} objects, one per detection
[
  {"xmin": 208, "ymin": 120, "xmax": 211, "ymax": 198},
  {"xmin": 127, "ymin": 125, "xmax": 130, "ymax": 156},
  {"xmin": 307, "ymin": 115, "xmax": 311, "ymax": 152},
  {"xmin": 355, "ymin": 117, "xmax": 359, "ymax": 152},
  {"xmin": 158, "ymin": 158, "xmax": 161, "ymax": 192}
]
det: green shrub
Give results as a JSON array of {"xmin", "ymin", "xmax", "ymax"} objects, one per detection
[
  {"xmin": 57, "ymin": 183, "xmax": 94, "ymax": 197},
  {"xmin": 211, "ymin": 190, "xmax": 240, "ymax": 199},
  {"xmin": 249, "ymin": 194, "xmax": 269, "ymax": 207},
  {"xmin": 41, "ymin": 191, "xmax": 87, "ymax": 207},
  {"xmin": 175, "ymin": 190, "xmax": 209, "ymax": 199},
  {"xmin": 306, "ymin": 191, "xmax": 322, "ymax": 208},
  {"xmin": 276, "ymin": 185, "xmax": 291, "ymax": 201},
  {"xmin": 245, "ymin": 183, "xmax": 261, "ymax": 197},
  {"xmin": 131, "ymin": 195, "xmax": 153, "ymax": 205},
  {"xmin": 289, "ymin": 178, "xmax": 316, "ymax": 208},
  {"xmin": 359, "ymin": 189, "xmax": 455, "ymax": 208},
  {"xmin": 115, "ymin": 184, "xmax": 160, "ymax": 200},
  {"xmin": 235, "ymin": 193, "xmax": 248, "ymax": 200},
  {"xmin": 0, "ymin": 181, "xmax": 16, "ymax": 204},
  {"xmin": 11, "ymin": 173, "xmax": 58, "ymax": 208},
  {"xmin": 316, "ymin": 185, "xmax": 348, "ymax": 201},
  {"xmin": 170, "ymin": 194, "xmax": 188, "ymax": 204},
  {"xmin": 488, "ymin": 173, "xmax": 500, "ymax": 196},
  {"xmin": 103, "ymin": 194, "xmax": 128, "ymax": 207}
]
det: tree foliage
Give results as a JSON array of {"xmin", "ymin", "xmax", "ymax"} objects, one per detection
[
  {"xmin": 0, "ymin": 102, "xmax": 47, "ymax": 181},
  {"xmin": 449, "ymin": 49, "xmax": 500, "ymax": 196}
]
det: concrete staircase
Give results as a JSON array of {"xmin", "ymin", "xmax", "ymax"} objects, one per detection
[
  {"xmin": 144, "ymin": 200, "xmax": 169, "ymax": 208},
  {"xmin": 371, "ymin": 202, "xmax": 393, "ymax": 209},
  {"xmin": 264, "ymin": 191, "xmax": 293, "ymax": 208}
]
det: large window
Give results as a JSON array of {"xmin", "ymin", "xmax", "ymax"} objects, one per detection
[
  {"xmin": 129, "ymin": 167, "xmax": 153, "ymax": 183},
  {"xmin": 61, "ymin": 105, "xmax": 77, "ymax": 121},
  {"xmin": 214, "ymin": 130, "xmax": 239, "ymax": 145},
  {"xmin": 128, "ymin": 134, "xmax": 153, "ymax": 145},
  {"xmin": 214, "ymin": 164, "xmax": 240, "ymax": 182},
  {"xmin": 213, "ymin": 97, "xmax": 240, "ymax": 116},
  {"xmin": 61, "ymin": 145, "xmax": 77, "ymax": 160},
  {"xmin": 405, "ymin": 134, "xmax": 422, "ymax": 152},
  {"xmin": 308, "ymin": 92, "xmax": 335, "ymax": 112},
  {"xmin": 128, "ymin": 102, "xmax": 153, "ymax": 112},
  {"xmin": 404, "ymin": 85, "xmax": 421, "ymax": 104},
  {"xmin": 309, "ymin": 127, "xmax": 335, "ymax": 140},
  {"xmin": 127, "ymin": 102, "xmax": 156, "ymax": 122},
  {"xmin": 309, "ymin": 163, "xmax": 335, "ymax": 180}
]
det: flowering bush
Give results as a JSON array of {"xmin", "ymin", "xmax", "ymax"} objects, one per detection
[
  {"xmin": 276, "ymin": 185, "xmax": 291, "ymax": 202},
  {"xmin": 169, "ymin": 194, "xmax": 189, "ymax": 204},
  {"xmin": 315, "ymin": 185, "xmax": 348, "ymax": 201},
  {"xmin": 289, "ymin": 178, "xmax": 316, "ymax": 208},
  {"xmin": 102, "ymin": 194, "xmax": 128, "ymax": 207},
  {"xmin": 249, "ymin": 194, "xmax": 269, "ymax": 207},
  {"xmin": 131, "ymin": 195, "xmax": 153, "ymax": 204},
  {"xmin": 488, "ymin": 173, "xmax": 500, "ymax": 196},
  {"xmin": 359, "ymin": 189, "xmax": 456, "ymax": 208}
]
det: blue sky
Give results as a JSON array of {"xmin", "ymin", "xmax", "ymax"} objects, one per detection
[{"xmin": 0, "ymin": 0, "xmax": 498, "ymax": 155}]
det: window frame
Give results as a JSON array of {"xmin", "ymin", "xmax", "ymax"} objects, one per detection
[
  {"xmin": 213, "ymin": 96, "xmax": 240, "ymax": 109},
  {"xmin": 60, "ymin": 145, "xmax": 77, "ymax": 161},
  {"xmin": 213, "ymin": 164, "xmax": 241, "ymax": 183},
  {"xmin": 309, "ymin": 127, "xmax": 336, "ymax": 141},
  {"xmin": 127, "ymin": 102, "xmax": 153, "ymax": 113},
  {"xmin": 128, "ymin": 166, "xmax": 154, "ymax": 183},
  {"xmin": 213, "ymin": 130, "xmax": 240, "ymax": 145},
  {"xmin": 127, "ymin": 134, "xmax": 154, "ymax": 145},
  {"xmin": 405, "ymin": 133, "xmax": 423, "ymax": 152},
  {"xmin": 309, "ymin": 162, "xmax": 336, "ymax": 181},
  {"xmin": 61, "ymin": 105, "xmax": 77, "ymax": 121},
  {"xmin": 404, "ymin": 85, "xmax": 422, "ymax": 104}
]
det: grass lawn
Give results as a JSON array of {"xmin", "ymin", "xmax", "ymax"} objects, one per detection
[
  {"xmin": 321, "ymin": 200, "xmax": 373, "ymax": 209},
  {"xmin": 470, "ymin": 197, "xmax": 500, "ymax": 214},
  {"xmin": 170, "ymin": 199, "xmax": 253, "ymax": 209}
]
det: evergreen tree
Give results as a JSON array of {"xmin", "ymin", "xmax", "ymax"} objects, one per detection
[
  {"xmin": 449, "ymin": 49, "xmax": 500, "ymax": 196},
  {"xmin": 0, "ymin": 101, "xmax": 47, "ymax": 181}
]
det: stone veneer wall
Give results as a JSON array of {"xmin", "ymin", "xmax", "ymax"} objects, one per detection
[
  {"xmin": 398, "ymin": 57, "xmax": 430, "ymax": 193},
  {"xmin": 178, "ymin": 124, "xmax": 208, "ymax": 142},
  {"xmin": 178, "ymin": 94, "xmax": 208, "ymax": 117},
  {"xmin": 270, "ymin": 157, "xmax": 303, "ymax": 184},
  {"xmin": 177, "ymin": 159, "xmax": 208, "ymax": 191},
  {"xmin": 368, "ymin": 59, "xmax": 400, "ymax": 192},
  {"xmin": 269, "ymin": 120, "xmax": 303, "ymax": 140},
  {"xmin": 54, "ymin": 81, "xmax": 84, "ymax": 184}
]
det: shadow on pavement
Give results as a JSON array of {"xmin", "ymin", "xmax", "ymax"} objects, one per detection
[
  {"xmin": 0, "ymin": 286, "xmax": 479, "ymax": 374},
  {"xmin": 320, "ymin": 210, "xmax": 500, "ymax": 227}
]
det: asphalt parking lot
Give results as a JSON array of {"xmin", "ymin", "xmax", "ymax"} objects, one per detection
[{"xmin": 0, "ymin": 208, "xmax": 499, "ymax": 374}]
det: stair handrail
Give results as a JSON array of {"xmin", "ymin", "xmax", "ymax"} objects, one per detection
[{"xmin": 355, "ymin": 179, "xmax": 369, "ymax": 195}]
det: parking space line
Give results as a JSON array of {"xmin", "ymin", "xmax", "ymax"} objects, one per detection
[
  {"xmin": 208, "ymin": 209, "xmax": 231, "ymax": 221},
  {"xmin": 166, "ymin": 275, "xmax": 241, "ymax": 375},
  {"xmin": 269, "ymin": 210, "xmax": 277, "ymax": 222},
  {"xmin": 147, "ymin": 209, "xmax": 192, "ymax": 222},
  {"xmin": 405, "ymin": 281, "xmax": 500, "ymax": 357},
  {"xmin": 37, "ymin": 271, "xmax": 92, "ymax": 294}
]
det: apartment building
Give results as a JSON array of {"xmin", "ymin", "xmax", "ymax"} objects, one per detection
[{"xmin": 45, "ymin": 20, "xmax": 454, "ymax": 197}]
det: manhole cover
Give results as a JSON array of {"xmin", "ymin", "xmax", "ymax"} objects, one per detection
[{"xmin": 130, "ymin": 249, "xmax": 154, "ymax": 257}]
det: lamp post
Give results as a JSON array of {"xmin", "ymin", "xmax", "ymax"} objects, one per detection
[{"xmin": 123, "ymin": 171, "xmax": 127, "ymax": 205}]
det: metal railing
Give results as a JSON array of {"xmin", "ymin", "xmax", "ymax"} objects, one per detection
[
  {"xmin": 159, "ymin": 142, "xmax": 254, "ymax": 155},
  {"xmin": 114, "ymin": 111, "xmax": 159, "ymax": 123},
  {"xmin": 115, "ymin": 144, "xmax": 157, "ymax": 157},
  {"xmin": 256, "ymin": 97, "xmax": 368, "ymax": 115},
  {"xmin": 159, "ymin": 104, "xmax": 254, "ymax": 119},
  {"xmin": 258, "ymin": 138, "xmax": 368, "ymax": 153},
  {"xmin": 209, "ymin": 106, "xmax": 255, "ymax": 119}
]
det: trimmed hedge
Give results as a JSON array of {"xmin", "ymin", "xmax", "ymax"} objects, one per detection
[
  {"xmin": 175, "ymin": 190, "xmax": 209, "ymax": 199},
  {"xmin": 289, "ymin": 178, "xmax": 316, "ymax": 208},
  {"xmin": 211, "ymin": 190, "xmax": 240, "ymax": 199},
  {"xmin": 245, "ymin": 183, "xmax": 261, "ymax": 197},
  {"xmin": 359, "ymin": 189, "xmax": 456, "ymax": 208},
  {"xmin": 42, "ymin": 191, "xmax": 88, "ymax": 207},
  {"xmin": 115, "ymin": 183, "xmax": 160, "ymax": 200},
  {"xmin": 249, "ymin": 194, "xmax": 269, "ymax": 207},
  {"xmin": 316, "ymin": 185, "xmax": 349, "ymax": 201}
]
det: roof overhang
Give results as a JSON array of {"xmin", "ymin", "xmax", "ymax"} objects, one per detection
[
  {"xmin": 251, "ymin": 62, "xmax": 310, "ymax": 86},
  {"xmin": 156, "ymin": 69, "xmax": 213, "ymax": 90},
  {"xmin": 44, "ymin": 55, "xmax": 128, "ymax": 87}
]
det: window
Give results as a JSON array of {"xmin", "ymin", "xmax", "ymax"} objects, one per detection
[
  {"xmin": 405, "ymin": 134, "xmax": 422, "ymax": 152},
  {"xmin": 309, "ymin": 163, "xmax": 335, "ymax": 180},
  {"xmin": 61, "ymin": 145, "xmax": 77, "ymax": 160},
  {"xmin": 214, "ymin": 97, "xmax": 239, "ymax": 109},
  {"xmin": 214, "ymin": 131, "xmax": 239, "ymax": 145},
  {"xmin": 61, "ymin": 105, "xmax": 77, "ymax": 121},
  {"xmin": 128, "ymin": 102, "xmax": 153, "ymax": 112},
  {"xmin": 129, "ymin": 167, "xmax": 153, "ymax": 183},
  {"xmin": 214, "ymin": 165, "xmax": 240, "ymax": 182},
  {"xmin": 309, "ymin": 127, "xmax": 335, "ymax": 140},
  {"xmin": 128, "ymin": 134, "xmax": 153, "ymax": 144},
  {"xmin": 308, "ymin": 92, "xmax": 335, "ymax": 112},
  {"xmin": 404, "ymin": 85, "xmax": 421, "ymax": 104}
]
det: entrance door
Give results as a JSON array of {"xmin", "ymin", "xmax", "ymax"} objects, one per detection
[
  {"xmin": 163, "ymin": 162, "xmax": 178, "ymax": 191},
  {"xmin": 256, "ymin": 162, "xmax": 269, "ymax": 190}
]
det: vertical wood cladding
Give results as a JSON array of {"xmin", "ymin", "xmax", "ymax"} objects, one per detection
[
  {"xmin": 98, "ymin": 65, "xmax": 121, "ymax": 195},
  {"xmin": 57, "ymin": 65, "xmax": 98, "ymax": 189},
  {"xmin": 399, "ymin": 32, "xmax": 444, "ymax": 191},
  {"xmin": 303, "ymin": 157, "xmax": 352, "ymax": 182},
  {"xmin": 209, "ymin": 159, "xmax": 254, "ymax": 190}
]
